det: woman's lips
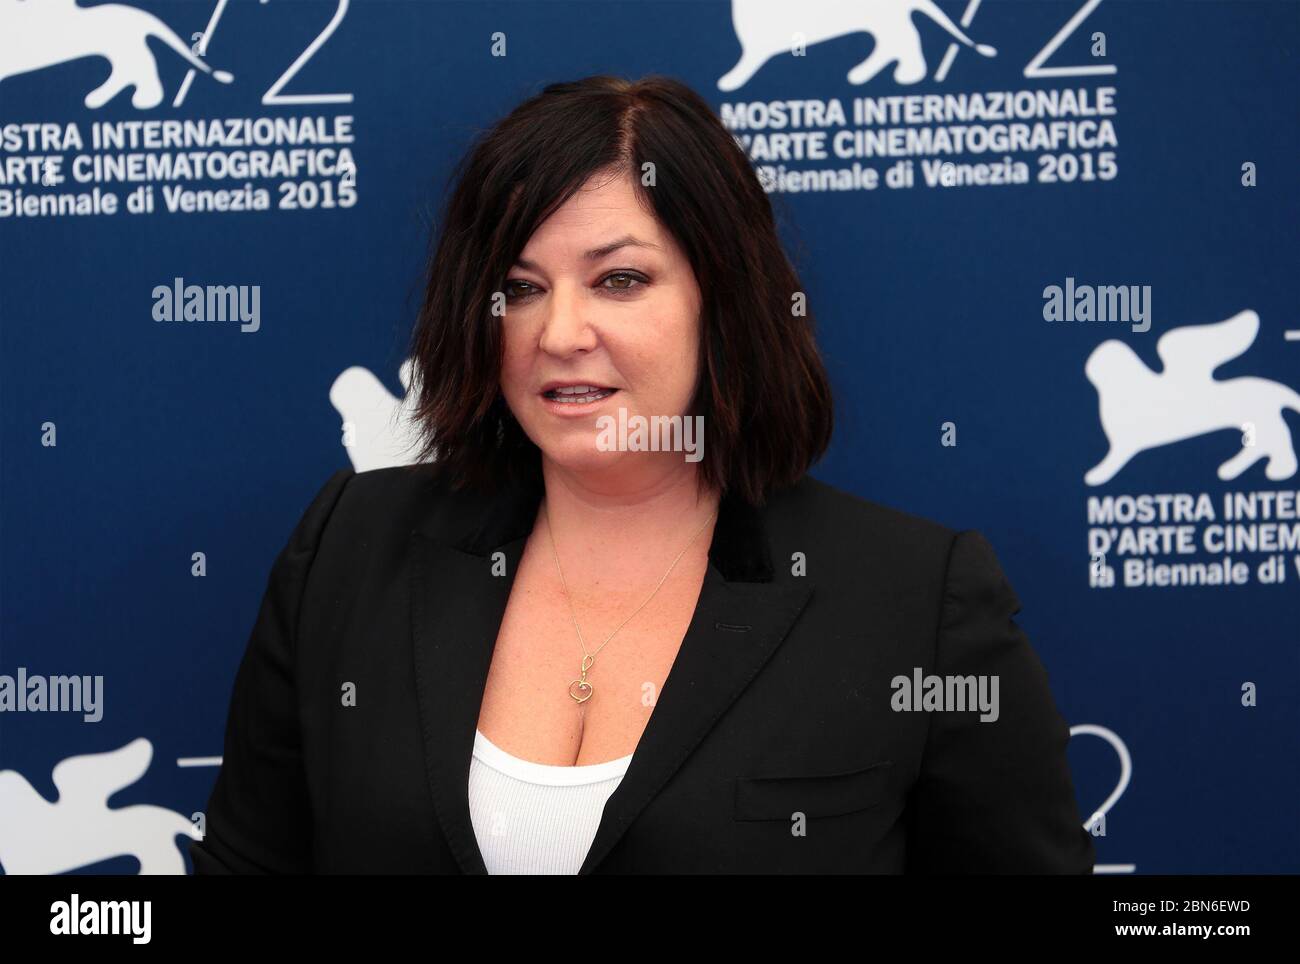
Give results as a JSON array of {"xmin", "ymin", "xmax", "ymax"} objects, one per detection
[
  {"xmin": 540, "ymin": 385, "xmax": 618, "ymax": 404},
  {"xmin": 538, "ymin": 385, "xmax": 619, "ymax": 414}
]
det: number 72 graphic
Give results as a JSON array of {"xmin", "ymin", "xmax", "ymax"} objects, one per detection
[
  {"xmin": 935, "ymin": 0, "xmax": 1117, "ymax": 83},
  {"xmin": 177, "ymin": 0, "xmax": 354, "ymax": 108}
]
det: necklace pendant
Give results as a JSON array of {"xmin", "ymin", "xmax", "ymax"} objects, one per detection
[{"xmin": 568, "ymin": 654, "xmax": 595, "ymax": 703}]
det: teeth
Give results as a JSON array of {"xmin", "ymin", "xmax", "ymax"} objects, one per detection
[{"xmin": 546, "ymin": 386, "xmax": 615, "ymax": 404}]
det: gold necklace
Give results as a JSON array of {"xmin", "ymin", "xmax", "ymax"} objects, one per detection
[{"xmin": 544, "ymin": 503, "xmax": 718, "ymax": 705}]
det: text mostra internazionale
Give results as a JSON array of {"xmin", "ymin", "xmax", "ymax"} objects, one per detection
[{"xmin": 0, "ymin": 116, "xmax": 356, "ymax": 185}]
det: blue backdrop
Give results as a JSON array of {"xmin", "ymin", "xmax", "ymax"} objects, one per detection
[{"xmin": 1, "ymin": 0, "xmax": 1296, "ymax": 874}]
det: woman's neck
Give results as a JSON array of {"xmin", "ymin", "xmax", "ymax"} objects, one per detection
[{"xmin": 537, "ymin": 456, "xmax": 721, "ymax": 562}]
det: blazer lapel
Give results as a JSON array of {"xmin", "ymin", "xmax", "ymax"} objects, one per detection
[
  {"xmin": 577, "ymin": 564, "xmax": 812, "ymax": 873},
  {"xmin": 408, "ymin": 472, "xmax": 813, "ymax": 875},
  {"xmin": 410, "ymin": 531, "xmax": 520, "ymax": 875}
]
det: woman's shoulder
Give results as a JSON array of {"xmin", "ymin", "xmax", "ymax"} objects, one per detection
[
  {"xmin": 772, "ymin": 474, "xmax": 959, "ymax": 551},
  {"xmin": 325, "ymin": 462, "xmax": 476, "ymax": 522},
  {"xmin": 333, "ymin": 462, "xmax": 453, "ymax": 508},
  {"xmin": 314, "ymin": 463, "xmax": 533, "ymax": 552},
  {"xmin": 773, "ymin": 475, "xmax": 1018, "ymax": 610}
]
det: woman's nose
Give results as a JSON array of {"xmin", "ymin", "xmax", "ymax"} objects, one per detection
[{"xmin": 537, "ymin": 281, "xmax": 598, "ymax": 355}]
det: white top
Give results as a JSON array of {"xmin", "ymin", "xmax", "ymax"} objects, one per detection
[{"xmin": 467, "ymin": 729, "xmax": 633, "ymax": 875}]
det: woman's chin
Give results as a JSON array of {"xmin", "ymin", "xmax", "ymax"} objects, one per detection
[{"xmin": 537, "ymin": 439, "xmax": 627, "ymax": 475}]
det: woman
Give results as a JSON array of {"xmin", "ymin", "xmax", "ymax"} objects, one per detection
[{"xmin": 190, "ymin": 75, "xmax": 1094, "ymax": 874}]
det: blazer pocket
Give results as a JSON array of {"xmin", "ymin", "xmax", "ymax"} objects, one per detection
[{"xmin": 733, "ymin": 761, "xmax": 894, "ymax": 821}]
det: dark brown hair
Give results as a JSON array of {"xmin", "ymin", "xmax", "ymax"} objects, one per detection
[{"xmin": 405, "ymin": 74, "xmax": 833, "ymax": 505}]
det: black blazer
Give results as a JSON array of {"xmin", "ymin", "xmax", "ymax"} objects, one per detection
[{"xmin": 189, "ymin": 465, "xmax": 1095, "ymax": 874}]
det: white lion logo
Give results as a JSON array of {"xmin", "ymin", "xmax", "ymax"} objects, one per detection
[
  {"xmin": 0, "ymin": 0, "xmax": 233, "ymax": 109},
  {"xmin": 330, "ymin": 357, "xmax": 426, "ymax": 472},
  {"xmin": 718, "ymin": 0, "xmax": 996, "ymax": 91},
  {"xmin": 1084, "ymin": 310, "xmax": 1300, "ymax": 485},
  {"xmin": 0, "ymin": 738, "xmax": 202, "ymax": 875}
]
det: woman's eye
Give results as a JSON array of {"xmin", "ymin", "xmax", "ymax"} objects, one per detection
[
  {"xmin": 503, "ymin": 274, "xmax": 644, "ymax": 300},
  {"xmin": 504, "ymin": 280, "xmax": 538, "ymax": 300},
  {"xmin": 601, "ymin": 271, "xmax": 646, "ymax": 294}
]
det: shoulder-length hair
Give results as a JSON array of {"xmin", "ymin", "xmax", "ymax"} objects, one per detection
[{"xmin": 405, "ymin": 74, "xmax": 832, "ymax": 506}]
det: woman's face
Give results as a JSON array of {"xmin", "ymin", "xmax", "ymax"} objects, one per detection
[{"xmin": 499, "ymin": 168, "xmax": 703, "ymax": 479}]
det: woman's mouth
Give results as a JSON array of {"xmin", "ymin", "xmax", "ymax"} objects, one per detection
[{"xmin": 541, "ymin": 385, "xmax": 619, "ymax": 404}]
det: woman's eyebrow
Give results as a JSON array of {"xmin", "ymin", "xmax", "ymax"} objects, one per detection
[
  {"xmin": 583, "ymin": 235, "xmax": 661, "ymax": 261},
  {"xmin": 513, "ymin": 235, "xmax": 661, "ymax": 271}
]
